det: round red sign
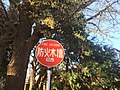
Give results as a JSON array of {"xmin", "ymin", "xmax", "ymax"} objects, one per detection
[{"xmin": 35, "ymin": 39, "xmax": 64, "ymax": 67}]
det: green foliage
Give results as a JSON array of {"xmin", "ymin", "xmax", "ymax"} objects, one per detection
[
  {"xmin": 0, "ymin": 0, "xmax": 120, "ymax": 90},
  {"xmin": 49, "ymin": 11, "xmax": 120, "ymax": 89},
  {"xmin": 52, "ymin": 68, "xmax": 81, "ymax": 90},
  {"xmin": 51, "ymin": 58, "xmax": 120, "ymax": 90}
]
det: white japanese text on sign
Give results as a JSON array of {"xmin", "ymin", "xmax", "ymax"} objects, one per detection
[{"xmin": 37, "ymin": 48, "xmax": 64, "ymax": 58}]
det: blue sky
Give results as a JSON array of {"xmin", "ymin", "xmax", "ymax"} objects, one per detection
[
  {"xmin": 111, "ymin": 38, "xmax": 120, "ymax": 49},
  {"xmin": 84, "ymin": 0, "xmax": 120, "ymax": 50}
]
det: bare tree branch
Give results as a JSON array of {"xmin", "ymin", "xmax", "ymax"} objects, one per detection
[
  {"xmin": 0, "ymin": 0, "xmax": 10, "ymax": 21},
  {"xmin": 88, "ymin": 22, "xmax": 101, "ymax": 31},
  {"xmin": 87, "ymin": 22, "xmax": 108, "ymax": 36},
  {"xmin": 59, "ymin": 0, "xmax": 96, "ymax": 24},
  {"xmin": 105, "ymin": 0, "xmax": 119, "ymax": 25},
  {"xmin": 26, "ymin": 30, "xmax": 44, "ymax": 51},
  {"xmin": 86, "ymin": 0, "xmax": 118, "ymax": 21}
]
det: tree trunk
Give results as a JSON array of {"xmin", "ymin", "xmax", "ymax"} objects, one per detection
[
  {"xmin": 29, "ymin": 68, "xmax": 35, "ymax": 90},
  {"xmin": 4, "ymin": 30, "xmax": 43, "ymax": 90},
  {"xmin": 4, "ymin": 28, "xmax": 30, "ymax": 90},
  {"xmin": 5, "ymin": 44, "xmax": 30, "ymax": 90},
  {"xmin": 4, "ymin": 16, "xmax": 43, "ymax": 90},
  {"xmin": 24, "ymin": 83, "xmax": 30, "ymax": 90},
  {"xmin": 0, "ymin": 46, "xmax": 5, "ymax": 66}
]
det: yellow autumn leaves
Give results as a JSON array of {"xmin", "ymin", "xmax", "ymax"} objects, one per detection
[
  {"xmin": 74, "ymin": 33, "xmax": 85, "ymax": 41},
  {"xmin": 42, "ymin": 17, "xmax": 55, "ymax": 29}
]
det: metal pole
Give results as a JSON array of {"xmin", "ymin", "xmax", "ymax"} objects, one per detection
[{"xmin": 46, "ymin": 69, "xmax": 52, "ymax": 90}]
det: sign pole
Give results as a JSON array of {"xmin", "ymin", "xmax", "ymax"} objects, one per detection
[
  {"xmin": 46, "ymin": 68, "xmax": 52, "ymax": 90},
  {"xmin": 35, "ymin": 39, "xmax": 65, "ymax": 90}
]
